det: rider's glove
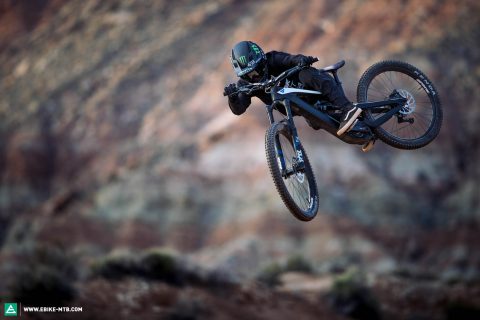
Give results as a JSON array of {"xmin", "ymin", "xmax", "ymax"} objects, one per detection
[
  {"xmin": 224, "ymin": 83, "xmax": 238, "ymax": 97},
  {"xmin": 298, "ymin": 56, "xmax": 317, "ymax": 67}
]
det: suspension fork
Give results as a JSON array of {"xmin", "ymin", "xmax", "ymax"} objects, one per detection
[
  {"xmin": 283, "ymin": 100, "xmax": 305, "ymax": 171},
  {"xmin": 265, "ymin": 101, "xmax": 305, "ymax": 176},
  {"xmin": 266, "ymin": 103, "xmax": 287, "ymax": 174}
]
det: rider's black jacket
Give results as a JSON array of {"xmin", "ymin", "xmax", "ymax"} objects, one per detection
[{"xmin": 228, "ymin": 51, "xmax": 350, "ymax": 115}]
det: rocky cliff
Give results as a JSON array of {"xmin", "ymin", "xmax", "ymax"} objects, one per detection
[{"xmin": 1, "ymin": 0, "xmax": 479, "ymax": 319}]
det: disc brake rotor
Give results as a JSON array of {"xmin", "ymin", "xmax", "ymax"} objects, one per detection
[
  {"xmin": 295, "ymin": 172, "xmax": 305, "ymax": 183},
  {"xmin": 397, "ymin": 89, "xmax": 416, "ymax": 115}
]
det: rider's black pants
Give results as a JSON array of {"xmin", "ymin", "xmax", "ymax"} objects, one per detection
[{"xmin": 299, "ymin": 68, "xmax": 352, "ymax": 109}]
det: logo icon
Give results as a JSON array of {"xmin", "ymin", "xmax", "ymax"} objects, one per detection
[
  {"xmin": 4, "ymin": 303, "xmax": 18, "ymax": 317},
  {"xmin": 238, "ymin": 55, "xmax": 247, "ymax": 66},
  {"xmin": 251, "ymin": 44, "xmax": 261, "ymax": 54}
]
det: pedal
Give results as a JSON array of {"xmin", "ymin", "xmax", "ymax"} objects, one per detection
[{"xmin": 362, "ymin": 140, "xmax": 375, "ymax": 152}]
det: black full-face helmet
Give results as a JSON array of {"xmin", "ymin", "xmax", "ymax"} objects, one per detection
[{"xmin": 230, "ymin": 41, "xmax": 267, "ymax": 82}]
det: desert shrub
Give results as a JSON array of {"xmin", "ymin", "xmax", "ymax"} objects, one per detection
[
  {"xmin": 140, "ymin": 248, "xmax": 224, "ymax": 288},
  {"xmin": 9, "ymin": 245, "xmax": 78, "ymax": 305},
  {"xmin": 256, "ymin": 255, "xmax": 314, "ymax": 287},
  {"xmin": 91, "ymin": 248, "xmax": 204, "ymax": 287},
  {"xmin": 91, "ymin": 251, "xmax": 139, "ymax": 280},
  {"xmin": 139, "ymin": 248, "xmax": 178, "ymax": 284},
  {"xmin": 256, "ymin": 263, "xmax": 283, "ymax": 287},
  {"xmin": 445, "ymin": 301, "xmax": 480, "ymax": 320},
  {"xmin": 327, "ymin": 268, "xmax": 381, "ymax": 320},
  {"xmin": 285, "ymin": 255, "xmax": 314, "ymax": 273},
  {"xmin": 91, "ymin": 248, "xmax": 241, "ymax": 289}
]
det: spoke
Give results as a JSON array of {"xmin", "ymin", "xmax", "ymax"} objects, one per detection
[
  {"xmin": 377, "ymin": 75, "xmax": 394, "ymax": 93},
  {"xmin": 414, "ymin": 111, "xmax": 434, "ymax": 116},
  {"xmin": 415, "ymin": 112, "xmax": 433, "ymax": 123},
  {"xmin": 408, "ymin": 124, "xmax": 416, "ymax": 139},
  {"xmin": 372, "ymin": 78, "xmax": 389, "ymax": 95},
  {"xmin": 404, "ymin": 124, "xmax": 412, "ymax": 139},
  {"xmin": 298, "ymin": 178, "xmax": 309, "ymax": 207},
  {"xmin": 386, "ymin": 72, "xmax": 397, "ymax": 91},
  {"xmin": 414, "ymin": 114, "xmax": 432, "ymax": 130},
  {"xmin": 415, "ymin": 100, "xmax": 433, "ymax": 106},
  {"xmin": 401, "ymin": 73, "xmax": 419, "ymax": 93},
  {"xmin": 291, "ymin": 178, "xmax": 308, "ymax": 209},
  {"xmin": 287, "ymin": 179, "xmax": 296, "ymax": 200},
  {"xmin": 367, "ymin": 69, "xmax": 437, "ymax": 141},
  {"xmin": 410, "ymin": 122, "xmax": 421, "ymax": 138},
  {"xmin": 390, "ymin": 124, "xmax": 411, "ymax": 134},
  {"xmin": 367, "ymin": 91, "xmax": 387, "ymax": 100},
  {"xmin": 369, "ymin": 84, "xmax": 390, "ymax": 96},
  {"xmin": 288, "ymin": 179, "xmax": 299, "ymax": 204},
  {"xmin": 290, "ymin": 179, "xmax": 307, "ymax": 209}
]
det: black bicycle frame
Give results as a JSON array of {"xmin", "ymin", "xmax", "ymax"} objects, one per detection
[{"xmin": 264, "ymin": 86, "xmax": 407, "ymax": 175}]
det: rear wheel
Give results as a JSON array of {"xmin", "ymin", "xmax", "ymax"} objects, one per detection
[
  {"xmin": 357, "ymin": 60, "xmax": 442, "ymax": 149},
  {"xmin": 265, "ymin": 121, "xmax": 319, "ymax": 221}
]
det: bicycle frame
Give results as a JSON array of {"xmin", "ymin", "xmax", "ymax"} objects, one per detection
[{"xmin": 265, "ymin": 86, "xmax": 407, "ymax": 175}]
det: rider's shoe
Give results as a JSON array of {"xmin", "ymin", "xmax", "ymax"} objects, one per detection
[{"xmin": 337, "ymin": 105, "xmax": 362, "ymax": 136}]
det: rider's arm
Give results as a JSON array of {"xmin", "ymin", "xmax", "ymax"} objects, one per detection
[
  {"xmin": 227, "ymin": 79, "xmax": 252, "ymax": 115},
  {"xmin": 228, "ymin": 92, "xmax": 251, "ymax": 115},
  {"xmin": 269, "ymin": 51, "xmax": 311, "ymax": 68}
]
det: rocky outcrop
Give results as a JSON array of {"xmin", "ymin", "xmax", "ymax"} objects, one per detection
[{"xmin": 0, "ymin": 1, "xmax": 479, "ymax": 317}]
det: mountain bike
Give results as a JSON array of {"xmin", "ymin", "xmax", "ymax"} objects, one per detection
[{"xmin": 224, "ymin": 59, "xmax": 442, "ymax": 221}]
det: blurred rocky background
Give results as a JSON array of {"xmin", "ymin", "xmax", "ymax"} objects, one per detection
[{"xmin": 0, "ymin": 0, "xmax": 479, "ymax": 319}]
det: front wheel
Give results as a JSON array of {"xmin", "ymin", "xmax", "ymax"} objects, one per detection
[
  {"xmin": 357, "ymin": 60, "xmax": 442, "ymax": 149},
  {"xmin": 265, "ymin": 121, "xmax": 319, "ymax": 221}
]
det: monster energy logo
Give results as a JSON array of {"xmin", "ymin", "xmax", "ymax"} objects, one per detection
[
  {"xmin": 251, "ymin": 44, "xmax": 261, "ymax": 54},
  {"xmin": 238, "ymin": 55, "xmax": 247, "ymax": 65}
]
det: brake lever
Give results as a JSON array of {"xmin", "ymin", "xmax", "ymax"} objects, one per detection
[{"xmin": 236, "ymin": 86, "xmax": 258, "ymax": 96}]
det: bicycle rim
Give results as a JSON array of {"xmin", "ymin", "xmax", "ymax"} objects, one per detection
[
  {"xmin": 367, "ymin": 70, "xmax": 435, "ymax": 140},
  {"xmin": 276, "ymin": 131, "xmax": 312, "ymax": 212}
]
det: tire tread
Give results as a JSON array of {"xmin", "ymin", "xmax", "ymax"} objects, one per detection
[
  {"xmin": 265, "ymin": 122, "xmax": 318, "ymax": 221},
  {"xmin": 357, "ymin": 60, "xmax": 442, "ymax": 149}
]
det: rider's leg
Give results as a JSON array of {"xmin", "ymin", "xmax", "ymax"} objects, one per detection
[
  {"xmin": 299, "ymin": 68, "xmax": 350, "ymax": 106},
  {"xmin": 299, "ymin": 69, "xmax": 361, "ymax": 136}
]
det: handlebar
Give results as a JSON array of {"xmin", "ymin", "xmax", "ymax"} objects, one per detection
[{"xmin": 223, "ymin": 57, "xmax": 318, "ymax": 96}]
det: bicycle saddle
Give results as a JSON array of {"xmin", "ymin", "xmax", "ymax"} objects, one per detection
[{"xmin": 320, "ymin": 60, "xmax": 345, "ymax": 72}]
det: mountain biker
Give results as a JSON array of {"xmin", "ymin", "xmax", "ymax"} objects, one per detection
[{"xmin": 223, "ymin": 41, "xmax": 362, "ymax": 136}]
